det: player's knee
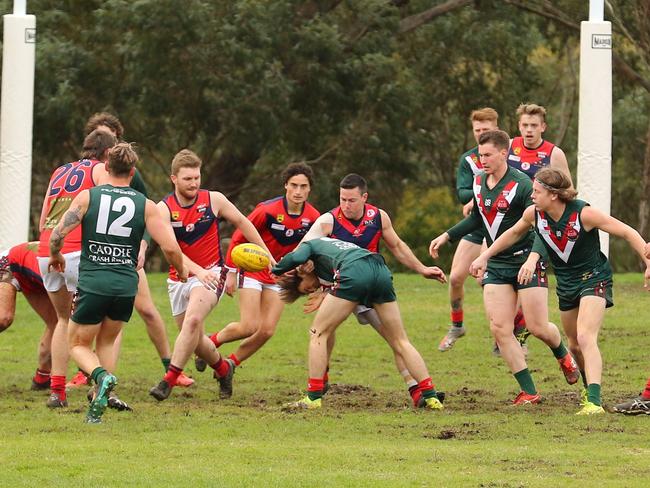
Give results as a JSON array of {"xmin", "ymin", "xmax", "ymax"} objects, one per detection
[
  {"xmin": 182, "ymin": 314, "xmax": 203, "ymax": 333},
  {"xmin": 256, "ymin": 324, "xmax": 276, "ymax": 342},
  {"xmin": 449, "ymin": 270, "xmax": 467, "ymax": 289},
  {"xmin": 240, "ymin": 319, "xmax": 260, "ymax": 337},
  {"xmin": 136, "ymin": 305, "xmax": 158, "ymax": 325},
  {"xmin": 489, "ymin": 321, "xmax": 507, "ymax": 338},
  {"xmin": 576, "ymin": 331, "xmax": 596, "ymax": 349},
  {"xmin": 0, "ymin": 313, "xmax": 13, "ymax": 332}
]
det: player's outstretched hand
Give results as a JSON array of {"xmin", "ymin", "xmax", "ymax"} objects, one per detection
[
  {"xmin": 303, "ymin": 289, "xmax": 326, "ymax": 314},
  {"xmin": 469, "ymin": 255, "xmax": 487, "ymax": 278},
  {"xmin": 421, "ymin": 266, "xmax": 447, "ymax": 283},
  {"xmin": 429, "ymin": 234, "xmax": 449, "ymax": 259},
  {"xmin": 644, "ymin": 265, "xmax": 650, "ymax": 291},
  {"xmin": 48, "ymin": 253, "xmax": 66, "ymax": 273}
]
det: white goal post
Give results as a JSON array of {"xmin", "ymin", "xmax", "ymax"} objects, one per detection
[{"xmin": 0, "ymin": 0, "xmax": 35, "ymax": 250}]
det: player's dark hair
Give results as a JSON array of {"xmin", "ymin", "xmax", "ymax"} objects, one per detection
[
  {"xmin": 81, "ymin": 128, "xmax": 117, "ymax": 160},
  {"xmin": 281, "ymin": 162, "xmax": 314, "ymax": 187},
  {"xmin": 534, "ymin": 167, "xmax": 577, "ymax": 203},
  {"xmin": 85, "ymin": 112, "xmax": 124, "ymax": 139},
  {"xmin": 339, "ymin": 173, "xmax": 367, "ymax": 194},
  {"xmin": 108, "ymin": 142, "xmax": 139, "ymax": 177},
  {"xmin": 276, "ymin": 273, "xmax": 305, "ymax": 303},
  {"xmin": 478, "ymin": 130, "xmax": 510, "ymax": 151}
]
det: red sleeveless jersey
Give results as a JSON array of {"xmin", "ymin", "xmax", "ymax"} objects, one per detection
[
  {"xmin": 4, "ymin": 242, "xmax": 44, "ymax": 294},
  {"xmin": 507, "ymin": 136, "xmax": 556, "ymax": 180},
  {"xmin": 226, "ymin": 196, "xmax": 320, "ymax": 284},
  {"xmin": 329, "ymin": 204, "xmax": 382, "ymax": 252},
  {"xmin": 163, "ymin": 190, "xmax": 222, "ymax": 281},
  {"xmin": 38, "ymin": 159, "xmax": 101, "ymax": 257}
]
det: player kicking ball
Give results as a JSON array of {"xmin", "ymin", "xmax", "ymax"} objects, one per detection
[{"xmin": 272, "ymin": 237, "xmax": 446, "ymax": 410}]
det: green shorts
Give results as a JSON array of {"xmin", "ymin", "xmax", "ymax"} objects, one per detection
[
  {"xmin": 331, "ymin": 254, "xmax": 396, "ymax": 307},
  {"xmin": 71, "ymin": 289, "xmax": 136, "ymax": 325},
  {"xmin": 462, "ymin": 231, "xmax": 484, "ymax": 245},
  {"xmin": 481, "ymin": 260, "xmax": 548, "ymax": 290},
  {"xmin": 556, "ymin": 269, "xmax": 613, "ymax": 312}
]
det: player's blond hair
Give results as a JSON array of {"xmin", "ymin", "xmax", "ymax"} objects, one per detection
[
  {"xmin": 516, "ymin": 103, "xmax": 547, "ymax": 122},
  {"xmin": 470, "ymin": 107, "xmax": 498, "ymax": 124},
  {"xmin": 171, "ymin": 149, "xmax": 202, "ymax": 176},
  {"xmin": 534, "ymin": 167, "xmax": 577, "ymax": 203},
  {"xmin": 108, "ymin": 142, "xmax": 138, "ymax": 177}
]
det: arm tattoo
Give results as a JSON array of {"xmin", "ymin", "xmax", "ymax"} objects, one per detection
[
  {"xmin": 50, "ymin": 227, "xmax": 64, "ymax": 255},
  {"xmin": 62, "ymin": 207, "xmax": 82, "ymax": 229},
  {"xmin": 50, "ymin": 207, "xmax": 82, "ymax": 254}
]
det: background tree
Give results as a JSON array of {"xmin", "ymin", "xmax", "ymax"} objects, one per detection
[{"xmin": 0, "ymin": 0, "xmax": 646, "ymax": 270}]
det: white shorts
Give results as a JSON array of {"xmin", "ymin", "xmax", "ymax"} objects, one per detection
[
  {"xmin": 167, "ymin": 265, "xmax": 227, "ymax": 317},
  {"xmin": 37, "ymin": 251, "xmax": 80, "ymax": 293},
  {"xmin": 239, "ymin": 273, "xmax": 281, "ymax": 293}
]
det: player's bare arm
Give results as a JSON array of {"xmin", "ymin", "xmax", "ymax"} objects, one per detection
[
  {"xmin": 211, "ymin": 191, "xmax": 276, "ymax": 266},
  {"xmin": 550, "ymin": 147, "xmax": 572, "ymax": 185},
  {"xmin": 380, "ymin": 210, "xmax": 446, "ymax": 282},
  {"xmin": 145, "ymin": 200, "xmax": 187, "ymax": 282},
  {"xmin": 300, "ymin": 213, "xmax": 334, "ymax": 243},
  {"xmin": 581, "ymin": 207, "xmax": 650, "ymax": 273},
  {"xmin": 48, "ymin": 190, "xmax": 90, "ymax": 271}
]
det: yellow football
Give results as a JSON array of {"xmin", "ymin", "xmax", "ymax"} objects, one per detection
[{"xmin": 231, "ymin": 243, "xmax": 271, "ymax": 272}]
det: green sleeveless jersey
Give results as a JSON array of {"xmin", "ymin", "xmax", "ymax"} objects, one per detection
[
  {"xmin": 534, "ymin": 199, "xmax": 610, "ymax": 281},
  {"xmin": 79, "ymin": 184, "xmax": 147, "ymax": 297},
  {"xmin": 272, "ymin": 237, "xmax": 372, "ymax": 283},
  {"xmin": 448, "ymin": 166, "xmax": 535, "ymax": 268}
]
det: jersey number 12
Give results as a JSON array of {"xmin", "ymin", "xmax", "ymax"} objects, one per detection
[{"xmin": 96, "ymin": 195, "xmax": 135, "ymax": 237}]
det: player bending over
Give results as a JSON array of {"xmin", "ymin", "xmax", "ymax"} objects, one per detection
[{"xmin": 273, "ymin": 237, "xmax": 446, "ymax": 411}]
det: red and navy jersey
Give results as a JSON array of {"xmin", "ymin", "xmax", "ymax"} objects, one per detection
[
  {"xmin": 507, "ymin": 136, "xmax": 556, "ymax": 180},
  {"xmin": 163, "ymin": 190, "xmax": 222, "ymax": 281},
  {"xmin": 38, "ymin": 159, "xmax": 101, "ymax": 257},
  {"xmin": 3, "ymin": 242, "xmax": 44, "ymax": 294},
  {"xmin": 329, "ymin": 204, "xmax": 382, "ymax": 252},
  {"xmin": 226, "ymin": 196, "xmax": 320, "ymax": 284}
]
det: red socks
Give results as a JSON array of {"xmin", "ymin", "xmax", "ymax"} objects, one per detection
[
  {"xmin": 451, "ymin": 310, "xmax": 463, "ymax": 324},
  {"xmin": 212, "ymin": 358, "xmax": 230, "ymax": 378},
  {"xmin": 33, "ymin": 368, "xmax": 51, "ymax": 385},
  {"xmin": 228, "ymin": 353, "xmax": 241, "ymax": 366},
  {"xmin": 163, "ymin": 364, "xmax": 183, "ymax": 386},
  {"xmin": 50, "ymin": 375, "xmax": 66, "ymax": 401},
  {"xmin": 307, "ymin": 377, "xmax": 324, "ymax": 400},
  {"xmin": 209, "ymin": 332, "xmax": 222, "ymax": 348}
]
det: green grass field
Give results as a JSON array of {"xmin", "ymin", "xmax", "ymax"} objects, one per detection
[{"xmin": 2, "ymin": 272, "xmax": 650, "ymax": 487}]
